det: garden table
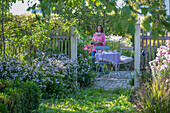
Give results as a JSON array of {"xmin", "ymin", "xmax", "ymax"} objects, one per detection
[
  {"xmin": 95, "ymin": 51, "xmax": 121, "ymax": 78},
  {"xmin": 95, "ymin": 51, "xmax": 121, "ymax": 65}
]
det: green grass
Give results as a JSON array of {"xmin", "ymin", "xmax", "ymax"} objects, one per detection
[{"xmin": 37, "ymin": 88, "xmax": 136, "ymax": 113}]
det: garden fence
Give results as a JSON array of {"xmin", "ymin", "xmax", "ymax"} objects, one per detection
[
  {"xmin": 140, "ymin": 29, "xmax": 170, "ymax": 69},
  {"xmin": 0, "ymin": 29, "xmax": 73, "ymax": 59}
]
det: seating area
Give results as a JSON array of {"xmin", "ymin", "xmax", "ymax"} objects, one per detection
[{"xmin": 94, "ymin": 46, "xmax": 133, "ymax": 78}]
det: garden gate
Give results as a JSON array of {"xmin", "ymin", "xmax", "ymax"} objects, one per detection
[
  {"xmin": 134, "ymin": 23, "xmax": 170, "ymax": 88},
  {"xmin": 0, "ymin": 28, "xmax": 77, "ymax": 62}
]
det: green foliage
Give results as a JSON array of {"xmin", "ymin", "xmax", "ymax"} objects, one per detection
[
  {"xmin": 142, "ymin": 15, "xmax": 152, "ymax": 32},
  {"xmin": 105, "ymin": 40, "xmax": 121, "ymax": 51},
  {"xmin": 77, "ymin": 42, "xmax": 96, "ymax": 87},
  {"xmin": 37, "ymin": 88, "xmax": 136, "ymax": 113},
  {"xmin": 1, "ymin": 0, "xmax": 169, "ymax": 49},
  {"xmin": 22, "ymin": 0, "xmax": 169, "ymax": 42},
  {"xmin": 141, "ymin": 7, "xmax": 148, "ymax": 15},
  {"xmin": 58, "ymin": 4, "xmax": 137, "ymax": 38},
  {"xmin": 19, "ymin": 80, "xmax": 41, "ymax": 112},
  {"xmin": 105, "ymin": 36, "xmax": 133, "ymax": 57},
  {"xmin": 139, "ymin": 0, "xmax": 169, "ymax": 39},
  {"xmin": 139, "ymin": 69, "xmax": 153, "ymax": 85},
  {"xmin": 0, "ymin": 13, "xmax": 71, "ymax": 57},
  {"xmin": 0, "ymin": 102, "xmax": 7, "ymax": 113},
  {"xmin": 129, "ymin": 75, "xmax": 134, "ymax": 86},
  {"xmin": 0, "ymin": 79, "xmax": 41, "ymax": 113},
  {"xmin": 133, "ymin": 79, "xmax": 170, "ymax": 113}
]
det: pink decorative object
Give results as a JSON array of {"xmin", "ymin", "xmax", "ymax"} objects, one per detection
[
  {"xmin": 165, "ymin": 79, "xmax": 170, "ymax": 83},
  {"xmin": 84, "ymin": 46, "xmax": 88, "ymax": 50},
  {"xmin": 114, "ymin": 50, "xmax": 117, "ymax": 52},
  {"xmin": 88, "ymin": 49, "xmax": 92, "ymax": 53},
  {"xmin": 83, "ymin": 44, "xmax": 93, "ymax": 53},
  {"xmin": 84, "ymin": 44, "xmax": 88, "ymax": 51},
  {"xmin": 98, "ymin": 50, "xmax": 102, "ymax": 53}
]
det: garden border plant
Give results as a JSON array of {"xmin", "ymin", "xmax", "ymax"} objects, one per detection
[{"xmin": 132, "ymin": 40, "xmax": 170, "ymax": 113}]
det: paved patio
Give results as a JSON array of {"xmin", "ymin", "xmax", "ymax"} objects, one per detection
[{"xmin": 93, "ymin": 71, "xmax": 135, "ymax": 90}]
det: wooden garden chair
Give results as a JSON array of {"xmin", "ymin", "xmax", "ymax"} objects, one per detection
[
  {"xmin": 95, "ymin": 46, "xmax": 111, "ymax": 77},
  {"xmin": 118, "ymin": 47, "xmax": 133, "ymax": 74}
]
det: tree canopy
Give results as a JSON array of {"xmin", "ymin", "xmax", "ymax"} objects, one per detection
[{"xmin": 1, "ymin": 0, "xmax": 170, "ymax": 40}]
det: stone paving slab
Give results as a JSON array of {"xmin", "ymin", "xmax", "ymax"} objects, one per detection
[{"xmin": 93, "ymin": 71, "xmax": 134, "ymax": 90}]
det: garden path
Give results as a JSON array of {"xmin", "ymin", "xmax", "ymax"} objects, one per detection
[{"xmin": 93, "ymin": 71, "xmax": 134, "ymax": 90}]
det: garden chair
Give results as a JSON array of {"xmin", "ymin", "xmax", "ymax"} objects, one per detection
[
  {"xmin": 118, "ymin": 47, "xmax": 133, "ymax": 74},
  {"xmin": 95, "ymin": 46, "xmax": 111, "ymax": 77}
]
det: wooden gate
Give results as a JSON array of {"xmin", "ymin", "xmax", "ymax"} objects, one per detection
[
  {"xmin": 0, "ymin": 27, "xmax": 77, "ymax": 61},
  {"xmin": 140, "ymin": 29, "xmax": 170, "ymax": 69}
]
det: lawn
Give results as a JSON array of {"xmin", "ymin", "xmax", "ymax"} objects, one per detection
[{"xmin": 37, "ymin": 88, "xmax": 136, "ymax": 113}]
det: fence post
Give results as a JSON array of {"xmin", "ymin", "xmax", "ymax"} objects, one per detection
[
  {"xmin": 134, "ymin": 23, "xmax": 140, "ymax": 88},
  {"xmin": 71, "ymin": 27, "xmax": 77, "ymax": 62},
  {"xmin": 70, "ymin": 26, "xmax": 78, "ymax": 86}
]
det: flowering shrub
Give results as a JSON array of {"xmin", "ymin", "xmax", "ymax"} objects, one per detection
[
  {"xmin": 149, "ymin": 40, "xmax": 170, "ymax": 80},
  {"xmin": 77, "ymin": 42, "xmax": 96, "ymax": 87},
  {"xmin": 0, "ymin": 52, "xmax": 78, "ymax": 98},
  {"xmin": 77, "ymin": 54, "xmax": 96, "ymax": 87}
]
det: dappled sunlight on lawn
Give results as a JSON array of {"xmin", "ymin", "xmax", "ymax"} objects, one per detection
[{"xmin": 38, "ymin": 88, "xmax": 136, "ymax": 113}]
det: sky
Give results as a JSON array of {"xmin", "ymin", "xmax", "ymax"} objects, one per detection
[{"xmin": 10, "ymin": 0, "xmax": 39, "ymax": 15}]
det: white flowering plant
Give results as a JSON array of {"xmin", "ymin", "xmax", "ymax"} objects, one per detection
[
  {"xmin": 134, "ymin": 41, "xmax": 170, "ymax": 113},
  {"xmin": 0, "ymin": 52, "xmax": 78, "ymax": 98},
  {"xmin": 149, "ymin": 40, "xmax": 170, "ymax": 81}
]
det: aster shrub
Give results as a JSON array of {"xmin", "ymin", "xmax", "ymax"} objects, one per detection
[
  {"xmin": 77, "ymin": 54, "xmax": 96, "ymax": 87},
  {"xmin": 0, "ymin": 52, "xmax": 78, "ymax": 98},
  {"xmin": 77, "ymin": 42, "xmax": 97, "ymax": 87}
]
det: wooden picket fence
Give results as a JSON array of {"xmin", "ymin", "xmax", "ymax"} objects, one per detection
[
  {"xmin": 140, "ymin": 29, "xmax": 170, "ymax": 69},
  {"xmin": 0, "ymin": 29, "xmax": 73, "ymax": 58}
]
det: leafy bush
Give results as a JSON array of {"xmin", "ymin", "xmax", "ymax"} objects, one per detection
[
  {"xmin": 0, "ymin": 79, "xmax": 41, "ymax": 113},
  {"xmin": 1, "ymin": 14, "xmax": 71, "ymax": 57},
  {"xmin": 77, "ymin": 42, "xmax": 96, "ymax": 87},
  {"xmin": 0, "ymin": 102, "xmax": 7, "ymax": 113},
  {"xmin": 19, "ymin": 80, "xmax": 41, "ymax": 112},
  {"xmin": 0, "ymin": 52, "xmax": 78, "ymax": 98}
]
